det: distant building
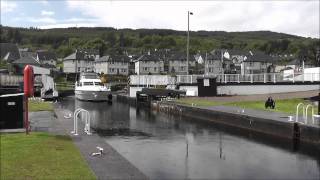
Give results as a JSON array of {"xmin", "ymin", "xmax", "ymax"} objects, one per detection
[
  {"xmin": 63, "ymin": 49, "xmax": 99, "ymax": 74},
  {"xmin": 212, "ymin": 49, "xmax": 275, "ymax": 75},
  {"xmin": 11, "ymin": 56, "xmax": 40, "ymax": 74},
  {"xmin": 36, "ymin": 50, "xmax": 57, "ymax": 66},
  {"xmin": 203, "ymin": 53, "xmax": 224, "ymax": 75},
  {"xmin": 168, "ymin": 52, "xmax": 196, "ymax": 75},
  {"xmin": 0, "ymin": 43, "xmax": 20, "ymax": 62},
  {"xmin": 243, "ymin": 51, "xmax": 275, "ymax": 74},
  {"xmin": 135, "ymin": 53, "xmax": 164, "ymax": 75},
  {"xmin": 95, "ymin": 55, "xmax": 129, "ymax": 75}
]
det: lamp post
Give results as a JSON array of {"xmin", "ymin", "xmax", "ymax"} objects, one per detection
[{"xmin": 187, "ymin": 11, "xmax": 193, "ymax": 75}]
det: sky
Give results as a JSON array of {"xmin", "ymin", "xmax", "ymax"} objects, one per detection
[{"xmin": 1, "ymin": 0, "xmax": 319, "ymax": 38}]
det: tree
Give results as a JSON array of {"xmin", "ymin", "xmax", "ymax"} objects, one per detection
[
  {"xmin": 119, "ymin": 32, "xmax": 125, "ymax": 47},
  {"xmin": 104, "ymin": 31, "xmax": 116, "ymax": 46},
  {"xmin": 7, "ymin": 28, "xmax": 14, "ymax": 43}
]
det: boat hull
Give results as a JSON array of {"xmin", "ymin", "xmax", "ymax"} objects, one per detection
[{"xmin": 75, "ymin": 90, "xmax": 112, "ymax": 101}]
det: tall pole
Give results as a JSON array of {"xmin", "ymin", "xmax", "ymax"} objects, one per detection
[{"xmin": 187, "ymin": 11, "xmax": 190, "ymax": 75}]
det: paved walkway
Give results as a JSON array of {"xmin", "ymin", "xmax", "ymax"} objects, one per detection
[
  {"xmin": 202, "ymin": 105, "xmax": 320, "ymax": 127},
  {"xmin": 187, "ymin": 90, "xmax": 319, "ymax": 102},
  {"xmin": 29, "ymin": 109, "xmax": 148, "ymax": 180}
]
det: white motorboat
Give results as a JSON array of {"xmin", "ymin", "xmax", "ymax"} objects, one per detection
[{"xmin": 75, "ymin": 73, "xmax": 112, "ymax": 101}]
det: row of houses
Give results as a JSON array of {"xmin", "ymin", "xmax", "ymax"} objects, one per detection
[
  {"xmin": 1, "ymin": 43, "xmax": 315, "ymax": 76},
  {"xmin": 62, "ymin": 48, "xmax": 312, "ymax": 76},
  {"xmin": 0, "ymin": 43, "xmax": 58, "ymax": 74}
]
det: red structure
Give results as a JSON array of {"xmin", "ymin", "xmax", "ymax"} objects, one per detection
[{"xmin": 23, "ymin": 65, "xmax": 34, "ymax": 134}]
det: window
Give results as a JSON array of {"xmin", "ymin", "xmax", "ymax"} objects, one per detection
[
  {"xmin": 94, "ymin": 82, "xmax": 103, "ymax": 86},
  {"xmin": 83, "ymin": 82, "xmax": 94, "ymax": 86},
  {"xmin": 144, "ymin": 67, "xmax": 148, "ymax": 71},
  {"xmin": 154, "ymin": 67, "xmax": 157, "ymax": 71},
  {"xmin": 78, "ymin": 67, "xmax": 80, "ymax": 72}
]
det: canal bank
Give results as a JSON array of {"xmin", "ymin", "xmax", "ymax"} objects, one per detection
[
  {"xmin": 24, "ymin": 102, "xmax": 147, "ymax": 179},
  {"xmin": 117, "ymin": 94, "xmax": 320, "ymax": 145},
  {"xmin": 52, "ymin": 105, "xmax": 148, "ymax": 180}
]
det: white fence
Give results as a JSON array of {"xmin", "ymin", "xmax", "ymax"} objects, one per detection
[
  {"xmin": 130, "ymin": 75, "xmax": 176, "ymax": 86},
  {"xmin": 0, "ymin": 74, "xmax": 23, "ymax": 86},
  {"xmin": 130, "ymin": 73, "xmax": 320, "ymax": 86}
]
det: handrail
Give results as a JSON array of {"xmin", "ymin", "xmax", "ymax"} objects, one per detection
[
  {"xmin": 296, "ymin": 103, "xmax": 305, "ymax": 124},
  {"xmin": 305, "ymin": 104, "xmax": 314, "ymax": 124},
  {"xmin": 71, "ymin": 108, "xmax": 91, "ymax": 136}
]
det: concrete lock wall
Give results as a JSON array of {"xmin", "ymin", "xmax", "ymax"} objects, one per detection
[
  {"xmin": 155, "ymin": 102, "xmax": 320, "ymax": 145},
  {"xmin": 218, "ymin": 84, "xmax": 320, "ymax": 95}
]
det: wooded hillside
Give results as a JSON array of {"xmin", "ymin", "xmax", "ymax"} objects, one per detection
[{"xmin": 1, "ymin": 25, "xmax": 319, "ymax": 65}]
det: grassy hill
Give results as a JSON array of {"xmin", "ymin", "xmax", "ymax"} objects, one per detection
[{"xmin": 1, "ymin": 25, "xmax": 319, "ymax": 65}]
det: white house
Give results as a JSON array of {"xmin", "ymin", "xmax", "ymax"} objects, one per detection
[
  {"xmin": 63, "ymin": 49, "xmax": 99, "ymax": 74},
  {"xmin": 167, "ymin": 52, "xmax": 198, "ymax": 75},
  {"xmin": 36, "ymin": 50, "xmax": 57, "ymax": 67},
  {"xmin": 135, "ymin": 54, "xmax": 164, "ymax": 75},
  {"xmin": 95, "ymin": 55, "xmax": 129, "ymax": 75}
]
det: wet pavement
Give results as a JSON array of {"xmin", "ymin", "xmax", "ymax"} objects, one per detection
[{"xmin": 56, "ymin": 96, "xmax": 320, "ymax": 180}]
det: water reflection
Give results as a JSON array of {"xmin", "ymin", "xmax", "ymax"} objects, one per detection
[{"xmin": 59, "ymin": 97, "xmax": 320, "ymax": 179}]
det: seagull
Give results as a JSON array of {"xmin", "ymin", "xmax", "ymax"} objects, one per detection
[
  {"xmin": 64, "ymin": 113, "xmax": 72, "ymax": 119},
  {"xmin": 91, "ymin": 146, "xmax": 104, "ymax": 156}
]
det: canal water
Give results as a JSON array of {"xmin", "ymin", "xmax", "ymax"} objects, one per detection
[{"xmin": 59, "ymin": 97, "xmax": 320, "ymax": 179}]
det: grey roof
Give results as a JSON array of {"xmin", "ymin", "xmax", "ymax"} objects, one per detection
[
  {"xmin": 109, "ymin": 55, "xmax": 130, "ymax": 62},
  {"xmin": 64, "ymin": 52, "xmax": 76, "ymax": 60},
  {"xmin": 169, "ymin": 52, "xmax": 195, "ymax": 61},
  {"xmin": 36, "ymin": 51, "xmax": 57, "ymax": 61},
  {"xmin": 20, "ymin": 51, "xmax": 35, "ymax": 58},
  {"xmin": 96, "ymin": 56, "xmax": 110, "ymax": 62},
  {"xmin": 12, "ymin": 56, "xmax": 40, "ymax": 65},
  {"xmin": 0, "ymin": 43, "xmax": 20, "ymax": 62},
  {"xmin": 64, "ymin": 52, "xmax": 95, "ymax": 61},
  {"xmin": 77, "ymin": 49, "xmax": 99, "ymax": 55},
  {"xmin": 227, "ymin": 49, "xmax": 249, "ymax": 56},
  {"xmin": 246, "ymin": 51, "xmax": 275, "ymax": 62},
  {"xmin": 96, "ymin": 55, "xmax": 130, "ymax": 63},
  {"xmin": 137, "ymin": 54, "xmax": 162, "ymax": 62},
  {"xmin": 40, "ymin": 64, "xmax": 56, "ymax": 69}
]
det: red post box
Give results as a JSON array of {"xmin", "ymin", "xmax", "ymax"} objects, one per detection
[
  {"xmin": 23, "ymin": 65, "xmax": 34, "ymax": 134},
  {"xmin": 24, "ymin": 65, "xmax": 34, "ymax": 97}
]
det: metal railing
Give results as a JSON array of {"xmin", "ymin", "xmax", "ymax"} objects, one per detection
[
  {"xmin": 295, "ymin": 103, "xmax": 318, "ymax": 125},
  {"xmin": 129, "ymin": 73, "xmax": 320, "ymax": 86},
  {"xmin": 0, "ymin": 74, "xmax": 23, "ymax": 86}
]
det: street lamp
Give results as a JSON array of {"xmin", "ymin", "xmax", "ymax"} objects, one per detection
[{"xmin": 187, "ymin": 11, "xmax": 193, "ymax": 75}]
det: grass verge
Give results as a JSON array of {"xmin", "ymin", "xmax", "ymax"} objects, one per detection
[
  {"xmin": 0, "ymin": 132, "xmax": 96, "ymax": 180},
  {"xmin": 28, "ymin": 100, "xmax": 54, "ymax": 112},
  {"xmin": 175, "ymin": 98, "xmax": 318, "ymax": 115}
]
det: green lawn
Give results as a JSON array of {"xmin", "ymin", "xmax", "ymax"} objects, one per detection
[
  {"xmin": 175, "ymin": 98, "xmax": 318, "ymax": 115},
  {"xmin": 175, "ymin": 98, "xmax": 225, "ymax": 106},
  {"xmin": 0, "ymin": 132, "xmax": 96, "ymax": 180},
  {"xmin": 28, "ymin": 100, "xmax": 54, "ymax": 112}
]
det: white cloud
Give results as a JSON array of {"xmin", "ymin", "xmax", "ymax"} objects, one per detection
[
  {"xmin": 66, "ymin": 1, "xmax": 319, "ymax": 38},
  {"xmin": 28, "ymin": 17, "xmax": 56, "ymax": 24},
  {"xmin": 40, "ymin": 1, "xmax": 48, "ymax": 5},
  {"xmin": 64, "ymin": 18, "xmax": 97, "ymax": 23},
  {"xmin": 41, "ymin": 10, "xmax": 55, "ymax": 16},
  {"xmin": 1, "ymin": 1, "xmax": 17, "ymax": 13},
  {"xmin": 38, "ymin": 23, "xmax": 96, "ymax": 29}
]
